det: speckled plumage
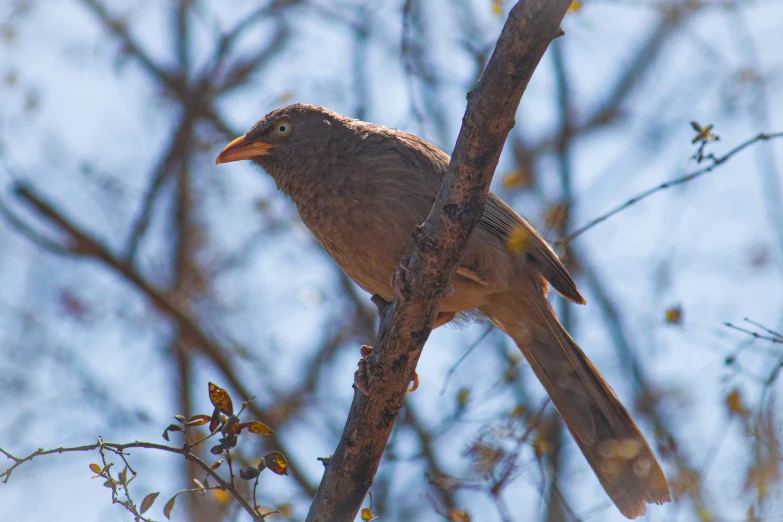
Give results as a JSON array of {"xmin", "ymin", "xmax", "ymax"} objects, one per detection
[{"xmin": 219, "ymin": 104, "xmax": 670, "ymax": 518}]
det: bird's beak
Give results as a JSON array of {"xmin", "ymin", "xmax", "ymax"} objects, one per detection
[{"xmin": 215, "ymin": 136, "xmax": 273, "ymax": 164}]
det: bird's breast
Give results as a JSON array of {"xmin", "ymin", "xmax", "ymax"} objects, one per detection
[{"xmin": 292, "ymin": 184, "xmax": 417, "ymax": 298}]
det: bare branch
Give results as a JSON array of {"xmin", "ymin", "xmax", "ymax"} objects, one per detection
[
  {"xmin": 561, "ymin": 131, "xmax": 783, "ymax": 245},
  {"xmin": 6, "ymin": 182, "xmax": 317, "ymax": 497},
  {"xmin": 0, "ymin": 439, "xmax": 264, "ymax": 520}
]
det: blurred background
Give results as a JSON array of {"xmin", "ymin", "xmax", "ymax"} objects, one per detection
[{"xmin": 1, "ymin": 0, "xmax": 782, "ymax": 521}]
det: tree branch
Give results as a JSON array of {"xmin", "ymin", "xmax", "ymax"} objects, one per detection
[
  {"xmin": 6, "ymin": 182, "xmax": 317, "ymax": 497},
  {"xmin": 561, "ymin": 131, "xmax": 783, "ymax": 245},
  {"xmin": 304, "ymin": 1, "xmax": 572, "ymax": 521}
]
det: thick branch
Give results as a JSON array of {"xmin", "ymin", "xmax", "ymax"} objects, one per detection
[{"xmin": 305, "ymin": 1, "xmax": 572, "ymax": 521}]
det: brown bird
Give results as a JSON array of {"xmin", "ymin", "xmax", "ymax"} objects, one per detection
[{"xmin": 216, "ymin": 104, "xmax": 671, "ymax": 518}]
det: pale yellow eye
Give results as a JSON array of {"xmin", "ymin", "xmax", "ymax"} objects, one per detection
[{"xmin": 275, "ymin": 121, "xmax": 292, "ymax": 137}]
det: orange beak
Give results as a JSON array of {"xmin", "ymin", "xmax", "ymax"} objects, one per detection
[{"xmin": 215, "ymin": 136, "xmax": 273, "ymax": 164}]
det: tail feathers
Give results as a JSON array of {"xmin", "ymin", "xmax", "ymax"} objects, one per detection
[{"xmin": 482, "ymin": 298, "xmax": 671, "ymax": 519}]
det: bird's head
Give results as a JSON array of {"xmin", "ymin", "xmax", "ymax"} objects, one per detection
[{"xmin": 216, "ymin": 104, "xmax": 336, "ymax": 191}]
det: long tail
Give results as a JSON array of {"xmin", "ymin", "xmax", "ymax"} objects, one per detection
[{"xmin": 481, "ymin": 294, "xmax": 671, "ymax": 519}]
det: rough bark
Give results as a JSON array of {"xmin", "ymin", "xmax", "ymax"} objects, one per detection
[{"xmin": 305, "ymin": 1, "xmax": 573, "ymax": 521}]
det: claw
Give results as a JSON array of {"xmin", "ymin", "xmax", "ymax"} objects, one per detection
[
  {"xmin": 390, "ymin": 255, "xmax": 413, "ymax": 300},
  {"xmin": 407, "ymin": 372, "xmax": 420, "ymax": 393},
  {"xmin": 353, "ymin": 345, "xmax": 373, "ymax": 396}
]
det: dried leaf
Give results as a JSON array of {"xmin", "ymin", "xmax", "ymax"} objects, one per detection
[
  {"xmin": 162, "ymin": 424, "xmax": 183, "ymax": 441},
  {"xmin": 239, "ymin": 421, "xmax": 274, "ymax": 435},
  {"xmin": 502, "ymin": 169, "xmax": 530, "ymax": 189},
  {"xmin": 264, "ymin": 451, "xmax": 288, "ymax": 475},
  {"xmin": 665, "ymin": 305, "xmax": 683, "ymax": 325},
  {"xmin": 457, "ymin": 388, "xmax": 471, "ymax": 409},
  {"xmin": 690, "ymin": 121, "xmax": 719, "ymax": 144},
  {"xmin": 140, "ymin": 492, "xmax": 159, "ymax": 514},
  {"xmin": 89, "ymin": 463, "xmax": 102, "ymax": 475},
  {"xmin": 222, "ymin": 416, "xmax": 241, "ymax": 437},
  {"xmin": 208, "ymin": 382, "xmax": 234, "ymax": 416},
  {"xmin": 163, "ymin": 495, "xmax": 176, "ymax": 519},
  {"xmin": 211, "ymin": 459, "xmax": 224, "ymax": 470},
  {"xmin": 185, "ymin": 414, "xmax": 212, "ymax": 427},
  {"xmin": 209, "ymin": 408, "xmax": 222, "ymax": 433},
  {"xmin": 726, "ymin": 389, "xmax": 747, "ymax": 417},
  {"xmin": 448, "ymin": 509, "xmax": 471, "ymax": 522},
  {"xmin": 239, "ymin": 467, "xmax": 260, "ymax": 480},
  {"xmin": 533, "ymin": 436, "xmax": 552, "ymax": 457}
]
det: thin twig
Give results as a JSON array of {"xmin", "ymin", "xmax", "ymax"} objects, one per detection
[
  {"xmin": 561, "ymin": 131, "xmax": 783, "ymax": 244},
  {"xmin": 1, "ymin": 438, "xmax": 265, "ymax": 520},
  {"xmin": 725, "ymin": 322, "xmax": 783, "ymax": 344}
]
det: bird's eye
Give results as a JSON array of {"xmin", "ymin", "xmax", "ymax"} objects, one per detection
[{"xmin": 275, "ymin": 122, "xmax": 292, "ymax": 137}]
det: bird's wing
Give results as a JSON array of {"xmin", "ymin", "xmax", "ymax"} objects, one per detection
[
  {"xmin": 481, "ymin": 193, "xmax": 585, "ymax": 304},
  {"xmin": 379, "ymin": 129, "xmax": 584, "ymax": 303}
]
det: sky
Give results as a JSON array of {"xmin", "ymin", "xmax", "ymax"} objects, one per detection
[{"xmin": 1, "ymin": 0, "xmax": 783, "ymax": 521}]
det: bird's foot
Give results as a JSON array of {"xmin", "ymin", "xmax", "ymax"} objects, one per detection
[
  {"xmin": 354, "ymin": 345, "xmax": 373, "ymax": 396},
  {"xmin": 390, "ymin": 255, "xmax": 457, "ymax": 300},
  {"xmin": 390, "ymin": 255, "xmax": 412, "ymax": 300},
  {"xmin": 353, "ymin": 344, "xmax": 420, "ymax": 395}
]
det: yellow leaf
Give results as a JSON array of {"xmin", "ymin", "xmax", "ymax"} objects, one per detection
[
  {"xmin": 665, "ymin": 305, "xmax": 683, "ymax": 325},
  {"xmin": 240, "ymin": 421, "xmax": 274, "ymax": 435},
  {"xmin": 510, "ymin": 405, "xmax": 525, "ymax": 417},
  {"xmin": 502, "ymin": 169, "xmax": 530, "ymax": 189},
  {"xmin": 567, "ymin": 1, "xmax": 581, "ymax": 13},
  {"xmin": 506, "ymin": 225, "xmax": 531, "ymax": 254},
  {"xmin": 213, "ymin": 489, "xmax": 231, "ymax": 505},
  {"xmin": 89, "ymin": 463, "xmax": 102, "ymax": 475},
  {"xmin": 457, "ymin": 388, "xmax": 471, "ymax": 408},
  {"xmin": 264, "ymin": 451, "xmax": 288, "ymax": 476},
  {"xmin": 208, "ymin": 382, "xmax": 234, "ymax": 416},
  {"xmin": 278, "ymin": 503, "xmax": 293, "ymax": 517},
  {"xmin": 448, "ymin": 509, "xmax": 471, "ymax": 522},
  {"xmin": 361, "ymin": 507, "xmax": 374, "ymax": 521},
  {"xmin": 492, "ymin": 0, "xmax": 502, "ymax": 16},
  {"xmin": 726, "ymin": 389, "xmax": 746, "ymax": 416},
  {"xmin": 690, "ymin": 121, "xmax": 719, "ymax": 144},
  {"xmin": 533, "ymin": 436, "xmax": 552, "ymax": 457}
]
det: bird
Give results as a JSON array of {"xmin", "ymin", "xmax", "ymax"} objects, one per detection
[{"xmin": 216, "ymin": 103, "xmax": 671, "ymax": 518}]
